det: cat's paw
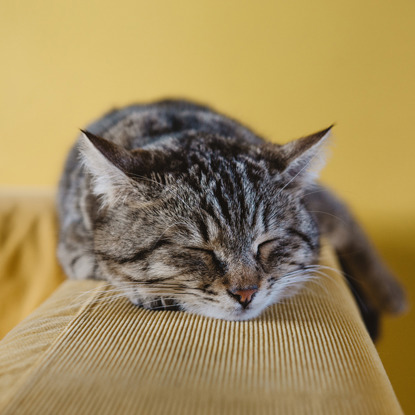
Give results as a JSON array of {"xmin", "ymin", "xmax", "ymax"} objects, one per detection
[
  {"xmin": 128, "ymin": 294, "xmax": 182, "ymax": 312},
  {"xmin": 142, "ymin": 297, "xmax": 182, "ymax": 312}
]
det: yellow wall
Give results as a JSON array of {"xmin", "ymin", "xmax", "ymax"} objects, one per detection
[{"xmin": 1, "ymin": 0, "xmax": 414, "ymax": 412}]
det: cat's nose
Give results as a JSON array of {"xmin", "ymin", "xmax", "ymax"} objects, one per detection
[{"xmin": 228, "ymin": 287, "xmax": 258, "ymax": 308}]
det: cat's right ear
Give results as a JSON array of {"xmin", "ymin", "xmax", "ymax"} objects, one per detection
[
  {"xmin": 277, "ymin": 125, "xmax": 333, "ymax": 184},
  {"xmin": 78, "ymin": 130, "xmax": 145, "ymax": 205}
]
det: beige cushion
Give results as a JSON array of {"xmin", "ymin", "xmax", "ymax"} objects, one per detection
[
  {"xmin": 0, "ymin": 188, "xmax": 65, "ymax": 338},
  {"xmin": 0, "ymin": 245, "xmax": 402, "ymax": 415}
]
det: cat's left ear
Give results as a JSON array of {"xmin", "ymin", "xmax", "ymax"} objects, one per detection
[
  {"xmin": 278, "ymin": 125, "xmax": 333, "ymax": 183},
  {"xmin": 79, "ymin": 130, "xmax": 152, "ymax": 205}
]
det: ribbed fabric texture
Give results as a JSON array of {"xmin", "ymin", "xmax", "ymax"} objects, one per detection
[
  {"xmin": 0, "ymin": 188, "xmax": 65, "ymax": 338},
  {"xmin": 0, "ymin": 246, "xmax": 402, "ymax": 415}
]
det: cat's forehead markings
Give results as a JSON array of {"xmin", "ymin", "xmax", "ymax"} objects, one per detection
[
  {"xmin": 251, "ymin": 202, "xmax": 266, "ymax": 235},
  {"xmin": 206, "ymin": 215, "xmax": 221, "ymax": 240}
]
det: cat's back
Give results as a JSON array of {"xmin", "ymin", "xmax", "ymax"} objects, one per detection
[{"xmin": 83, "ymin": 99, "xmax": 262, "ymax": 149}]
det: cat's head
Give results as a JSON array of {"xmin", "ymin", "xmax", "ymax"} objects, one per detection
[{"xmin": 79, "ymin": 127, "xmax": 331, "ymax": 320}]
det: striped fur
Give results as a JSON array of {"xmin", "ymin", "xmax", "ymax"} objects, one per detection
[{"xmin": 57, "ymin": 100, "xmax": 406, "ymax": 326}]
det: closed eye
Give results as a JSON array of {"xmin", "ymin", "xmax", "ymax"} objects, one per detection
[
  {"xmin": 112, "ymin": 238, "xmax": 172, "ymax": 264},
  {"xmin": 185, "ymin": 247, "xmax": 215, "ymax": 255},
  {"xmin": 287, "ymin": 227, "xmax": 316, "ymax": 250},
  {"xmin": 184, "ymin": 247, "xmax": 227, "ymax": 274},
  {"xmin": 256, "ymin": 238, "xmax": 279, "ymax": 258}
]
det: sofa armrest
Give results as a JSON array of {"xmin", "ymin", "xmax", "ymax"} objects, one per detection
[
  {"xmin": 0, "ymin": 243, "xmax": 402, "ymax": 415},
  {"xmin": 0, "ymin": 188, "xmax": 65, "ymax": 338}
]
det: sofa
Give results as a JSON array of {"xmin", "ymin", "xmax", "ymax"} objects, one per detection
[{"xmin": 0, "ymin": 189, "xmax": 403, "ymax": 414}]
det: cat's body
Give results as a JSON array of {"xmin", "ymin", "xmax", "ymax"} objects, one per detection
[{"xmin": 58, "ymin": 100, "xmax": 406, "ymax": 338}]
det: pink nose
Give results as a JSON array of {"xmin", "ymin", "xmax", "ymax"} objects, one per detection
[{"xmin": 228, "ymin": 287, "xmax": 258, "ymax": 308}]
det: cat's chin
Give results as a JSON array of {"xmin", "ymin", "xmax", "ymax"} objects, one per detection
[
  {"xmin": 223, "ymin": 311, "xmax": 264, "ymax": 322},
  {"xmin": 186, "ymin": 305, "xmax": 268, "ymax": 322},
  {"xmin": 125, "ymin": 290, "xmax": 276, "ymax": 321}
]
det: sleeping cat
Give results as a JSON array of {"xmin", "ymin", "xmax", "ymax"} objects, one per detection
[{"xmin": 57, "ymin": 99, "xmax": 406, "ymax": 339}]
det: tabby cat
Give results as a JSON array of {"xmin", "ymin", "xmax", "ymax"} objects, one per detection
[{"xmin": 57, "ymin": 99, "xmax": 406, "ymax": 339}]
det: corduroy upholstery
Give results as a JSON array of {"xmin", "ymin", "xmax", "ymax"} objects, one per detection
[
  {"xmin": 0, "ymin": 190, "xmax": 403, "ymax": 414},
  {"xmin": 0, "ymin": 189, "xmax": 65, "ymax": 339}
]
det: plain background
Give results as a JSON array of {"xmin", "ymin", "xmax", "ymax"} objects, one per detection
[{"xmin": 1, "ymin": 0, "xmax": 414, "ymax": 412}]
